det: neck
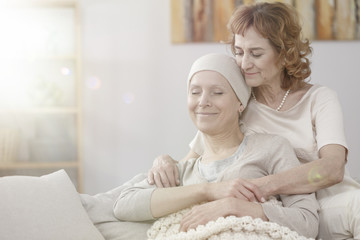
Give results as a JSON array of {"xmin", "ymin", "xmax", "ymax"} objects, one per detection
[
  {"xmin": 255, "ymin": 84, "xmax": 283, "ymax": 100},
  {"xmin": 201, "ymin": 128, "xmax": 244, "ymax": 163},
  {"xmin": 253, "ymin": 85, "xmax": 290, "ymax": 111}
]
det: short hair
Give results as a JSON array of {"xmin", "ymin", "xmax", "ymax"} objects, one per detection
[{"xmin": 228, "ymin": 2, "xmax": 312, "ymax": 90}]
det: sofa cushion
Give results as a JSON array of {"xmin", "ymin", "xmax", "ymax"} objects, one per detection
[{"xmin": 0, "ymin": 170, "xmax": 104, "ymax": 240}]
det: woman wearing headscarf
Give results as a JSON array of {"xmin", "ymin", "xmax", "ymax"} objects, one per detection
[{"xmin": 114, "ymin": 53, "xmax": 319, "ymax": 239}]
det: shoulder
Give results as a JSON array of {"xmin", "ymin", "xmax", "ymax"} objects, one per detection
[
  {"xmin": 245, "ymin": 134, "xmax": 299, "ymax": 171},
  {"xmin": 306, "ymin": 85, "xmax": 343, "ymax": 115},
  {"xmin": 293, "ymin": 84, "xmax": 341, "ymax": 114},
  {"xmin": 177, "ymin": 157, "xmax": 204, "ymax": 185},
  {"xmin": 308, "ymin": 84, "xmax": 339, "ymax": 100}
]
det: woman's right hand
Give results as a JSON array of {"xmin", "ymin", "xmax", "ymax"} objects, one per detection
[
  {"xmin": 148, "ymin": 154, "xmax": 180, "ymax": 188},
  {"xmin": 207, "ymin": 178, "xmax": 265, "ymax": 203}
]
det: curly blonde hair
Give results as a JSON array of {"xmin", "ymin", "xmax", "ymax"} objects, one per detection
[{"xmin": 228, "ymin": 2, "xmax": 312, "ymax": 90}]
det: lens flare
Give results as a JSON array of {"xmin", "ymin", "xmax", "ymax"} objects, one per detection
[
  {"xmin": 61, "ymin": 67, "xmax": 71, "ymax": 76},
  {"xmin": 307, "ymin": 166, "xmax": 323, "ymax": 185},
  {"xmin": 122, "ymin": 92, "xmax": 135, "ymax": 104},
  {"xmin": 86, "ymin": 76, "xmax": 101, "ymax": 90}
]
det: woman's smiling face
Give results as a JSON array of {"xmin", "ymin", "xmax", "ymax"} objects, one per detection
[
  {"xmin": 234, "ymin": 26, "xmax": 283, "ymax": 88},
  {"xmin": 188, "ymin": 70, "xmax": 242, "ymax": 135}
]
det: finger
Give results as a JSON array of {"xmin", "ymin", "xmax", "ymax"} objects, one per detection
[
  {"xmin": 181, "ymin": 211, "xmax": 192, "ymax": 224},
  {"xmin": 153, "ymin": 173, "xmax": 164, "ymax": 188},
  {"xmin": 236, "ymin": 185, "xmax": 256, "ymax": 202},
  {"xmin": 187, "ymin": 222, "xmax": 198, "ymax": 231},
  {"xmin": 181, "ymin": 218, "xmax": 199, "ymax": 232},
  {"xmin": 242, "ymin": 181, "xmax": 265, "ymax": 202},
  {"xmin": 233, "ymin": 191, "xmax": 248, "ymax": 201},
  {"xmin": 179, "ymin": 221, "xmax": 187, "ymax": 232},
  {"xmin": 166, "ymin": 166, "xmax": 180, "ymax": 187},
  {"xmin": 163, "ymin": 168, "xmax": 176, "ymax": 187},
  {"xmin": 180, "ymin": 217, "xmax": 193, "ymax": 232},
  {"xmin": 158, "ymin": 171, "xmax": 171, "ymax": 188},
  {"xmin": 147, "ymin": 171, "xmax": 155, "ymax": 185},
  {"xmin": 174, "ymin": 167, "xmax": 180, "ymax": 186}
]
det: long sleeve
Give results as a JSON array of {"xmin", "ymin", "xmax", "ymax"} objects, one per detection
[
  {"xmin": 114, "ymin": 159, "xmax": 206, "ymax": 222},
  {"xmin": 261, "ymin": 193, "xmax": 319, "ymax": 238},
  {"xmin": 113, "ymin": 173, "xmax": 156, "ymax": 222},
  {"xmin": 259, "ymin": 135, "xmax": 320, "ymax": 238}
]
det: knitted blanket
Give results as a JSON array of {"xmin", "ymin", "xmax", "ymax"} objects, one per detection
[{"xmin": 147, "ymin": 203, "xmax": 314, "ymax": 240}]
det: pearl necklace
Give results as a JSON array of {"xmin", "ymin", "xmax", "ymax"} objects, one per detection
[{"xmin": 251, "ymin": 89, "xmax": 290, "ymax": 111}]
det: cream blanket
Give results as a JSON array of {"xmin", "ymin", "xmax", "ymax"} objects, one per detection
[{"xmin": 147, "ymin": 204, "xmax": 314, "ymax": 240}]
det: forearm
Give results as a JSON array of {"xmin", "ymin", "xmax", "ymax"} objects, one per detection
[
  {"xmin": 151, "ymin": 183, "xmax": 208, "ymax": 218},
  {"xmin": 260, "ymin": 151, "xmax": 345, "ymax": 197}
]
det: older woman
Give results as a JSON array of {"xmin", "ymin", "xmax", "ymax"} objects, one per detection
[
  {"xmin": 148, "ymin": 2, "xmax": 360, "ymax": 239},
  {"xmin": 114, "ymin": 53, "xmax": 319, "ymax": 238}
]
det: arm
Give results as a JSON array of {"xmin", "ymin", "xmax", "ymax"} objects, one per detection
[
  {"xmin": 152, "ymin": 176, "xmax": 270, "ymax": 218},
  {"xmin": 115, "ymin": 171, "xmax": 262, "ymax": 221},
  {"xmin": 255, "ymin": 144, "xmax": 346, "ymax": 198},
  {"xmin": 251, "ymin": 87, "xmax": 347, "ymax": 199}
]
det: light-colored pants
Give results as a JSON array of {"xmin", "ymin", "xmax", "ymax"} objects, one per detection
[{"xmin": 318, "ymin": 190, "xmax": 360, "ymax": 240}]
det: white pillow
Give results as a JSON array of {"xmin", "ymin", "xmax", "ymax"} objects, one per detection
[{"xmin": 0, "ymin": 170, "xmax": 105, "ymax": 240}]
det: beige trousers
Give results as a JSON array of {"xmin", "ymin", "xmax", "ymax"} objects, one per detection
[{"xmin": 318, "ymin": 190, "xmax": 360, "ymax": 240}]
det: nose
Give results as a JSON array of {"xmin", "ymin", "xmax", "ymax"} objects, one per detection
[
  {"xmin": 240, "ymin": 53, "xmax": 253, "ymax": 70},
  {"xmin": 199, "ymin": 93, "xmax": 210, "ymax": 107}
]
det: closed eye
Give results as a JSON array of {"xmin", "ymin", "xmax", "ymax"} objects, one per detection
[{"xmin": 251, "ymin": 53, "xmax": 262, "ymax": 58}]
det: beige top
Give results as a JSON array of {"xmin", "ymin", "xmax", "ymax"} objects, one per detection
[{"xmin": 114, "ymin": 134, "xmax": 319, "ymax": 238}]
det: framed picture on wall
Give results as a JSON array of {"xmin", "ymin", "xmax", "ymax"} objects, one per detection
[{"xmin": 171, "ymin": 0, "xmax": 360, "ymax": 43}]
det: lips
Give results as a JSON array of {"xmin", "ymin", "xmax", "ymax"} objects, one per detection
[
  {"xmin": 196, "ymin": 112, "xmax": 217, "ymax": 115},
  {"xmin": 244, "ymin": 72, "xmax": 257, "ymax": 76}
]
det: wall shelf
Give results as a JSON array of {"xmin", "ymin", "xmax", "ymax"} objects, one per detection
[{"xmin": 0, "ymin": 0, "xmax": 83, "ymax": 191}]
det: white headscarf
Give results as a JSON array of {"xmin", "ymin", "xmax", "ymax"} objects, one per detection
[{"xmin": 187, "ymin": 53, "xmax": 251, "ymax": 108}]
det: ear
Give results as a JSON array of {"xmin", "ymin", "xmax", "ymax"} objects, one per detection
[{"xmin": 238, "ymin": 103, "xmax": 245, "ymax": 114}]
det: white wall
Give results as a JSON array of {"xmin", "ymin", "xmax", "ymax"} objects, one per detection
[{"xmin": 81, "ymin": 0, "xmax": 360, "ymax": 194}]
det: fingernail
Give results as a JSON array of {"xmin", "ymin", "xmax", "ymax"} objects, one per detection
[{"xmin": 261, "ymin": 197, "xmax": 265, "ymax": 203}]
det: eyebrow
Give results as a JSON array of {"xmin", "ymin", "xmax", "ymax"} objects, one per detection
[
  {"xmin": 234, "ymin": 46, "xmax": 265, "ymax": 51},
  {"xmin": 189, "ymin": 84, "xmax": 227, "ymax": 89}
]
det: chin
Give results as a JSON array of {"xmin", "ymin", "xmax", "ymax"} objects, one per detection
[
  {"xmin": 197, "ymin": 126, "xmax": 215, "ymax": 134},
  {"xmin": 244, "ymin": 79, "xmax": 256, "ymax": 87}
]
